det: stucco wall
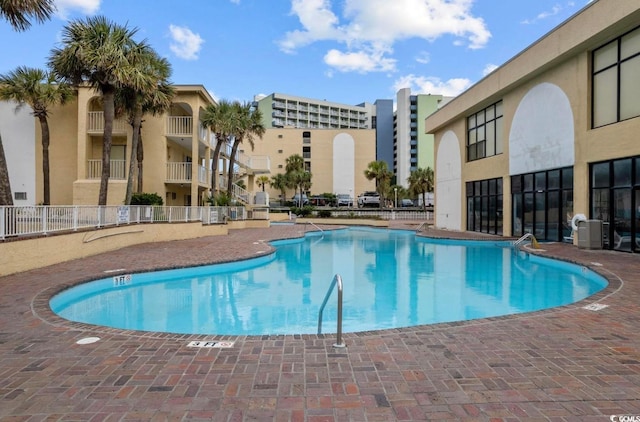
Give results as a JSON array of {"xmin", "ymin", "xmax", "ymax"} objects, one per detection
[{"xmin": 0, "ymin": 221, "xmax": 273, "ymax": 276}]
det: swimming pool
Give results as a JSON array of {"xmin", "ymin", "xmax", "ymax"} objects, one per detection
[{"xmin": 50, "ymin": 227, "xmax": 607, "ymax": 335}]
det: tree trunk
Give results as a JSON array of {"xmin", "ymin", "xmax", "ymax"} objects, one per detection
[
  {"xmin": 38, "ymin": 115, "xmax": 51, "ymax": 205},
  {"xmin": 136, "ymin": 128, "xmax": 144, "ymax": 193},
  {"xmin": 210, "ymin": 135, "xmax": 223, "ymax": 195},
  {"xmin": 98, "ymin": 88, "xmax": 115, "ymax": 206},
  {"xmin": 124, "ymin": 105, "xmax": 143, "ymax": 205},
  {"xmin": 227, "ymin": 139, "xmax": 240, "ymax": 197},
  {"xmin": 0, "ymin": 133, "xmax": 14, "ymax": 206}
]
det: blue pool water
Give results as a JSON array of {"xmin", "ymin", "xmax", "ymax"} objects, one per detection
[{"xmin": 50, "ymin": 227, "xmax": 607, "ymax": 335}]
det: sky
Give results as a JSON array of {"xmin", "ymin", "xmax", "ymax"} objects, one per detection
[{"xmin": 0, "ymin": 0, "xmax": 595, "ymax": 106}]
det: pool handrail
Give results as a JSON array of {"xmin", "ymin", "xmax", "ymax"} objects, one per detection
[
  {"xmin": 317, "ymin": 274, "xmax": 345, "ymax": 348},
  {"xmin": 305, "ymin": 221, "xmax": 324, "ymax": 234}
]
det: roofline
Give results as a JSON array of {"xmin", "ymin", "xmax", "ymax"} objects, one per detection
[{"xmin": 425, "ymin": 0, "xmax": 640, "ymax": 133}]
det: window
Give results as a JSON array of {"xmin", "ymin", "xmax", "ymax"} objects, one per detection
[
  {"xmin": 466, "ymin": 177, "xmax": 503, "ymax": 235},
  {"xmin": 512, "ymin": 167, "xmax": 573, "ymax": 242},
  {"xmin": 467, "ymin": 101, "xmax": 503, "ymax": 161},
  {"xmin": 592, "ymin": 26, "xmax": 640, "ymax": 128},
  {"xmin": 303, "ymin": 146, "xmax": 311, "ymax": 159},
  {"xmin": 14, "ymin": 192, "xmax": 27, "ymax": 200}
]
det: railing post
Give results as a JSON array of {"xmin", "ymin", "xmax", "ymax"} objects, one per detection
[
  {"xmin": 41, "ymin": 206, "xmax": 48, "ymax": 235},
  {"xmin": 73, "ymin": 206, "xmax": 79, "ymax": 231},
  {"xmin": 0, "ymin": 206, "xmax": 5, "ymax": 240}
]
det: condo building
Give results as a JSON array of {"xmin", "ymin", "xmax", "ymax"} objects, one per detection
[{"xmin": 426, "ymin": 0, "xmax": 640, "ymax": 252}]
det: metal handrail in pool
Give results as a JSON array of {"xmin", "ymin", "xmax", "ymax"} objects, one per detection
[{"xmin": 317, "ymin": 274, "xmax": 345, "ymax": 348}]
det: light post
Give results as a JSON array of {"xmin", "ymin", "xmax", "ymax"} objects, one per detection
[{"xmin": 394, "ymin": 187, "xmax": 398, "ymax": 208}]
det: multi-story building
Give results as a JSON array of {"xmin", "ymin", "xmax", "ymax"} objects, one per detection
[
  {"xmin": 246, "ymin": 127, "xmax": 376, "ymax": 202},
  {"xmin": 26, "ymin": 85, "xmax": 269, "ymax": 206},
  {"xmin": 0, "ymin": 101, "xmax": 36, "ymax": 205},
  {"xmin": 393, "ymin": 89, "xmax": 448, "ymax": 188},
  {"xmin": 255, "ymin": 93, "xmax": 374, "ymax": 130},
  {"xmin": 425, "ymin": 0, "xmax": 640, "ymax": 252}
]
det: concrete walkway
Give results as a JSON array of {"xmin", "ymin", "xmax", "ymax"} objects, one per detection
[{"xmin": 1, "ymin": 222, "xmax": 640, "ymax": 421}]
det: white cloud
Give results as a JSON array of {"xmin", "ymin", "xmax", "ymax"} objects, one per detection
[
  {"xmin": 324, "ymin": 47, "xmax": 396, "ymax": 73},
  {"xmin": 168, "ymin": 25, "xmax": 204, "ymax": 61},
  {"xmin": 415, "ymin": 51, "xmax": 430, "ymax": 65},
  {"xmin": 279, "ymin": 0, "xmax": 491, "ymax": 74},
  {"xmin": 483, "ymin": 63, "xmax": 498, "ymax": 76},
  {"xmin": 393, "ymin": 74, "xmax": 472, "ymax": 97},
  {"xmin": 54, "ymin": 0, "xmax": 100, "ymax": 18},
  {"xmin": 521, "ymin": 1, "xmax": 579, "ymax": 25}
]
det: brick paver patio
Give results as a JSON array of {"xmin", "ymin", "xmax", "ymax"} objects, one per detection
[{"xmin": 1, "ymin": 221, "xmax": 639, "ymax": 421}]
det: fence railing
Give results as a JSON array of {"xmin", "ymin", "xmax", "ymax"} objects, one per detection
[
  {"xmin": 0, "ymin": 205, "xmax": 268, "ymax": 240},
  {"xmin": 326, "ymin": 210, "xmax": 433, "ymax": 220}
]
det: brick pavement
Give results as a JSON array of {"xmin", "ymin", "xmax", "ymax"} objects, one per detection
[{"xmin": 1, "ymin": 221, "xmax": 640, "ymax": 421}]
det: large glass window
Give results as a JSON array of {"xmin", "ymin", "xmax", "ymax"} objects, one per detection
[
  {"xmin": 466, "ymin": 177, "xmax": 503, "ymax": 235},
  {"xmin": 467, "ymin": 101, "xmax": 503, "ymax": 162},
  {"xmin": 592, "ymin": 26, "xmax": 640, "ymax": 128},
  {"xmin": 512, "ymin": 167, "xmax": 573, "ymax": 242},
  {"xmin": 590, "ymin": 156, "xmax": 640, "ymax": 252}
]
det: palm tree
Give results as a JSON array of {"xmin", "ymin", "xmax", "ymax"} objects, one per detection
[
  {"xmin": 201, "ymin": 99, "xmax": 235, "ymax": 195},
  {"xmin": 407, "ymin": 167, "xmax": 434, "ymax": 211},
  {"xmin": 49, "ymin": 16, "xmax": 156, "ymax": 206},
  {"xmin": 270, "ymin": 173, "xmax": 288, "ymax": 206},
  {"xmin": 256, "ymin": 175, "xmax": 270, "ymax": 192},
  {"xmin": 0, "ymin": 134, "xmax": 12, "ymax": 205},
  {"xmin": 0, "ymin": 67, "xmax": 74, "ymax": 205},
  {"xmin": 0, "ymin": 0, "xmax": 55, "ymax": 205},
  {"xmin": 285, "ymin": 154, "xmax": 311, "ymax": 207},
  {"xmin": 117, "ymin": 52, "xmax": 174, "ymax": 204},
  {"xmin": 1, "ymin": 0, "xmax": 54, "ymax": 31},
  {"xmin": 226, "ymin": 102, "xmax": 265, "ymax": 195},
  {"xmin": 364, "ymin": 160, "xmax": 392, "ymax": 208}
]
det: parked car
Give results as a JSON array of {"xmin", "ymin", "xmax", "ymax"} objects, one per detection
[
  {"xmin": 336, "ymin": 194, "xmax": 354, "ymax": 207},
  {"xmin": 291, "ymin": 194, "xmax": 309, "ymax": 206},
  {"xmin": 357, "ymin": 191, "xmax": 380, "ymax": 207},
  {"xmin": 401, "ymin": 199, "xmax": 414, "ymax": 207},
  {"xmin": 309, "ymin": 195, "xmax": 327, "ymax": 206}
]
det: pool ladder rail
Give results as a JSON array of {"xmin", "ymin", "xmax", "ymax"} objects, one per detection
[
  {"xmin": 513, "ymin": 233, "xmax": 540, "ymax": 249},
  {"xmin": 317, "ymin": 274, "xmax": 346, "ymax": 348}
]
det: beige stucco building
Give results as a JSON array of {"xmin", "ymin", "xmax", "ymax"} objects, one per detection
[
  {"xmin": 37, "ymin": 85, "xmax": 271, "ymax": 207},
  {"xmin": 426, "ymin": 0, "xmax": 640, "ymax": 252},
  {"xmin": 246, "ymin": 128, "xmax": 376, "ymax": 203}
]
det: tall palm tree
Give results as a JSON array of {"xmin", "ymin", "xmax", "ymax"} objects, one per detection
[
  {"xmin": 285, "ymin": 154, "xmax": 311, "ymax": 207},
  {"xmin": 1, "ymin": 0, "xmax": 54, "ymax": 31},
  {"xmin": 49, "ymin": 16, "xmax": 156, "ymax": 206},
  {"xmin": 226, "ymin": 102, "xmax": 265, "ymax": 195},
  {"xmin": 407, "ymin": 166, "xmax": 434, "ymax": 212},
  {"xmin": 364, "ymin": 160, "xmax": 392, "ymax": 208},
  {"xmin": 201, "ymin": 99, "xmax": 236, "ymax": 195},
  {"xmin": 117, "ymin": 52, "xmax": 174, "ymax": 204},
  {"xmin": 0, "ymin": 67, "xmax": 74, "ymax": 205},
  {"xmin": 270, "ymin": 173, "xmax": 288, "ymax": 206},
  {"xmin": 256, "ymin": 175, "xmax": 270, "ymax": 192},
  {"xmin": 0, "ymin": 0, "xmax": 55, "ymax": 205},
  {"xmin": 0, "ymin": 134, "xmax": 12, "ymax": 205}
]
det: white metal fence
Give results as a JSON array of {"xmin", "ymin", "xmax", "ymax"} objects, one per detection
[{"xmin": 0, "ymin": 205, "xmax": 269, "ymax": 240}]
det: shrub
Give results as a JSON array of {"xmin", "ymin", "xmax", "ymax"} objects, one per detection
[
  {"xmin": 206, "ymin": 192, "xmax": 232, "ymax": 206},
  {"xmin": 317, "ymin": 210, "xmax": 332, "ymax": 218},
  {"xmin": 131, "ymin": 192, "xmax": 163, "ymax": 206}
]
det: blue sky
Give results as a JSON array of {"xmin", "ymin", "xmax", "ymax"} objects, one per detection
[{"xmin": 0, "ymin": 0, "xmax": 594, "ymax": 105}]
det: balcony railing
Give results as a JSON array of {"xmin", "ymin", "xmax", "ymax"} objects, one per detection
[
  {"xmin": 166, "ymin": 116, "xmax": 193, "ymax": 136},
  {"xmin": 220, "ymin": 144, "xmax": 270, "ymax": 173},
  {"xmin": 87, "ymin": 159, "xmax": 126, "ymax": 179},
  {"xmin": 87, "ymin": 111, "xmax": 127, "ymax": 133},
  {"xmin": 165, "ymin": 162, "xmax": 210, "ymax": 186}
]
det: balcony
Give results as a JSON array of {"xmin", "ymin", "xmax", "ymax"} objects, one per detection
[
  {"xmin": 87, "ymin": 159, "xmax": 126, "ymax": 179},
  {"xmin": 166, "ymin": 116, "xmax": 193, "ymax": 137},
  {"xmin": 165, "ymin": 162, "xmax": 210, "ymax": 186},
  {"xmin": 87, "ymin": 112, "xmax": 127, "ymax": 134}
]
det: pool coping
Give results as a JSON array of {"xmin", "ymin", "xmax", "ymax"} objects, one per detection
[{"xmin": 30, "ymin": 225, "xmax": 622, "ymax": 343}]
